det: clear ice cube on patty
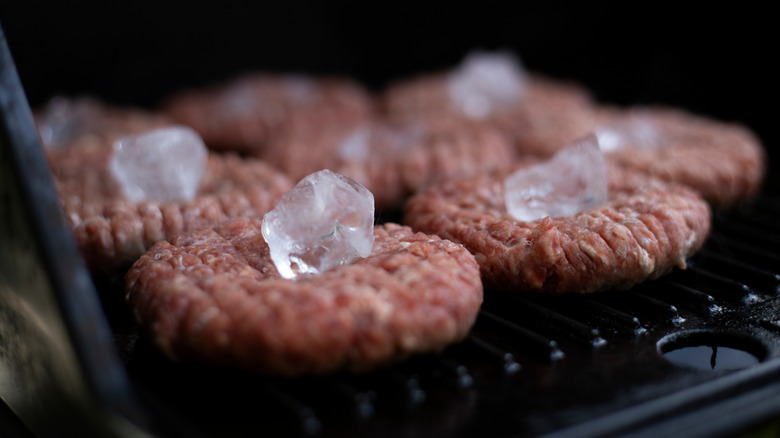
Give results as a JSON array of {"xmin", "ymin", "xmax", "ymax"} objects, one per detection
[
  {"xmin": 595, "ymin": 115, "xmax": 661, "ymax": 152},
  {"xmin": 282, "ymin": 74, "xmax": 316, "ymax": 102},
  {"xmin": 337, "ymin": 127, "xmax": 372, "ymax": 162},
  {"xmin": 504, "ymin": 134, "xmax": 607, "ymax": 221},
  {"xmin": 337, "ymin": 123, "xmax": 423, "ymax": 162},
  {"xmin": 262, "ymin": 170, "xmax": 376, "ymax": 279},
  {"xmin": 447, "ymin": 50, "xmax": 527, "ymax": 118},
  {"xmin": 109, "ymin": 126, "xmax": 207, "ymax": 203},
  {"xmin": 36, "ymin": 96, "xmax": 95, "ymax": 148}
]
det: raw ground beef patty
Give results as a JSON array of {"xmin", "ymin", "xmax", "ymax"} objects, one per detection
[
  {"xmin": 162, "ymin": 72, "xmax": 516, "ymax": 212},
  {"xmin": 35, "ymin": 95, "xmax": 174, "ymax": 148},
  {"xmin": 596, "ymin": 106, "xmax": 767, "ymax": 207},
  {"xmin": 160, "ymin": 73, "xmax": 374, "ymax": 154},
  {"xmin": 260, "ymin": 114, "xmax": 516, "ymax": 213},
  {"xmin": 379, "ymin": 73, "xmax": 599, "ymax": 159},
  {"xmin": 125, "ymin": 220, "xmax": 484, "ymax": 376},
  {"xmin": 403, "ymin": 163, "xmax": 712, "ymax": 294},
  {"xmin": 48, "ymin": 138, "xmax": 293, "ymax": 275},
  {"xmin": 381, "ymin": 67, "xmax": 766, "ymax": 208}
]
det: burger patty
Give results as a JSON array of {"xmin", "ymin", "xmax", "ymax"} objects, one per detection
[{"xmin": 125, "ymin": 220, "xmax": 484, "ymax": 376}]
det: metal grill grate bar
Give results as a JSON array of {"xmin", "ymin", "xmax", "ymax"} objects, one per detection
[
  {"xmin": 483, "ymin": 293, "xmax": 606, "ymax": 348},
  {"xmin": 475, "ymin": 309, "xmax": 564, "ymax": 362},
  {"xmin": 696, "ymin": 249, "xmax": 780, "ymax": 293},
  {"xmin": 703, "ymin": 236, "xmax": 780, "ymax": 273}
]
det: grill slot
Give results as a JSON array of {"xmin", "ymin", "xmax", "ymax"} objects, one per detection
[
  {"xmin": 473, "ymin": 309, "xmax": 564, "ymax": 362},
  {"xmin": 398, "ymin": 355, "xmax": 475, "ymax": 390},
  {"xmin": 717, "ymin": 208, "xmax": 780, "ymax": 235},
  {"xmin": 482, "ymin": 293, "xmax": 606, "ymax": 348},
  {"xmin": 462, "ymin": 335, "xmax": 523, "ymax": 374},
  {"xmin": 259, "ymin": 382, "xmax": 324, "ymax": 436},
  {"xmin": 672, "ymin": 261, "xmax": 755, "ymax": 301},
  {"xmin": 703, "ymin": 236, "xmax": 780, "ymax": 273},
  {"xmin": 713, "ymin": 218, "xmax": 780, "ymax": 248},
  {"xmin": 742, "ymin": 193, "xmax": 780, "ymax": 217},
  {"xmin": 645, "ymin": 280, "xmax": 720, "ymax": 313},
  {"xmin": 695, "ymin": 250, "xmax": 780, "ymax": 293},
  {"xmin": 566, "ymin": 298, "xmax": 643, "ymax": 334},
  {"xmin": 591, "ymin": 290, "xmax": 682, "ymax": 322}
]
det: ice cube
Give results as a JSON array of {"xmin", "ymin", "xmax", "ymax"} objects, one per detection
[
  {"xmin": 262, "ymin": 170, "xmax": 375, "ymax": 279},
  {"xmin": 595, "ymin": 115, "xmax": 660, "ymax": 152},
  {"xmin": 336, "ymin": 124, "xmax": 422, "ymax": 162},
  {"xmin": 282, "ymin": 74, "xmax": 316, "ymax": 102},
  {"xmin": 337, "ymin": 127, "xmax": 372, "ymax": 162},
  {"xmin": 504, "ymin": 134, "xmax": 607, "ymax": 221},
  {"xmin": 36, "ymin": 97, "xmax": 97, "ymax": 148},
  {"xmin": 109, "ymin": 126, "xmax": 208, "ymax": 203},
  {"xmin": 222, "ymin": 78, "xmax": 262, "ymax": 115},
  {"xmin": 447, "ymin": 50, "xmax": 527, "ymax": 118}
]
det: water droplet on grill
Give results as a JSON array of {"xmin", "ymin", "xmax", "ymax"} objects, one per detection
[
  {"xmin": 354, "ymin": 392, "xmax": 375, "ymax": 419},
  {"xmin": 550, "ymin": 348, "xmax": 566, "ymax": 361},
  {"xmin": 406, "ymin": 376, "xmax": 426, "ymax": 405},
  {"xmin": 670, "ymin": 306, "xmax": 686, "ymax": 325},
  {"xmin": 743, "ymin": 293, "xmax": 761, "ymax": 305},
  {"xmin": 503, "ymin": 353, "xmax": 521, "ymax": 375},
  {"xmin": 456, "ymin": 365, "xmax": 474, "ymax": 389},
  {"xmin": 299, "ymin": 408, "xmax": 322, "ymax": 436}
]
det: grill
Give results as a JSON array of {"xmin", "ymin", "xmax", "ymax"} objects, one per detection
[
  {"xmin": 113, "ymin": 181, "xmax": 780, "ymax": 438},
  {"xmin": 1, "ymin": 10, "xmax": 778, "ymax": 438}
]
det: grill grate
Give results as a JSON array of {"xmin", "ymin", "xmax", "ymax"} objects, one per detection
[{"xmin": 111, "ymin": 179, "xmax": 780, "ymax": 438}]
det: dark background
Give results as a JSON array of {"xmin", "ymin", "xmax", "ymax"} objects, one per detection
[{"xmin": 1, "ymin": 2, "xmax": 776, "ymax": 167}]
